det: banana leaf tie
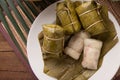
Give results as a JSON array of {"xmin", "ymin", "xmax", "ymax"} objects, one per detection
[
  {"xmin": 57, "ymin": 8, "xmax": 76, "ymax": 32},
  {"xmin": 46, "ymin": 34, "xmax": 64, "ymax": 46},
  {"xmin": 85, "ymin": 19, "xmax": 103, "ymax": 30},
  {"xmin": 44, "ymin": 34, "xmax": 64, "ymax": 41},
  {"xmin": 57, "ymin": 7, "xmax": 70, "ymax": 15},
  {"xmin": 44, "ymin": 34, "xmax": 65, "ymax": 50},
  {"xmin": 79, "ymin": 7, "xmax": 99, "ymax": 17},
  {"xmin": 66, "ymin": 8, "xmax": 76, "ymax": 33},
  {"xmin": 56, "ymin": 8, "xmax": 66, "ymax": 15},
  {"xmin": 64, "ymin": 21, "xmax": 77, "ymax": 27},
  {"xmin": 113, "ymin": 34, "xmax": 118, "ymax": 40},
  {"xmin": 42, "ymin": 47, "xmax": 63, "ymax": 54}
]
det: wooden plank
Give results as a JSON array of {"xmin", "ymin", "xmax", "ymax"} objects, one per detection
[
  {"xmin": 110, "ymin": 2, "xmax": 120, "ymax": 25},
  {"xmin": 0, "ymin": 51, "xmax": 35, "ymax": 79},
  {"xmin": 0, "ymin": 32, "xmax": 13, "ymax": 51},
  {"xmin": 0, "ymin": 71, "xmax": 35, "ymax": 80},
  {"xmin": 5, "ymin": 14, "xmax": 27, "ymax": 56},
  {"xmin": 0, "ymin": 52, "xmax": 27, "ymax": 71},
  {"xmin": 0, "ymin": 32, "xmax": 36, "ymax": 79},
  {"xmin": 0, "ymin": 41, "xmax": 13, "ymax": 51},
  {"xmin": 0, "ymin": 32, "xmax": 5, "ymax": 41}
]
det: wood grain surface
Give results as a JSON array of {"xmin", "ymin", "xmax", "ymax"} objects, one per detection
[{"xmin": 0, "ymin": 33, "xmax": 35, "ymax": 80}]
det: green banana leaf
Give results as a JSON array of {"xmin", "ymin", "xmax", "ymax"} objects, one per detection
[
  {"xmin": 75, "ymin": 1, "xmax": 106, "ymax": 36},
  {"xmin": 42, "ymin": 24, "xmax": 64, "ymax": 57},
  {"xmin": 38, "ymin": 1, "xmax": 118, "ymax": 80},
  {"xmin": 56, "ymin": 0, "xmax": 81, "ymax": 34}
]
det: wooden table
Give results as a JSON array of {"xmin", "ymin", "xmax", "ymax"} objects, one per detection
[{"xmin": 0, "ymin": 32, "xmax": 35, "ymax": 80}]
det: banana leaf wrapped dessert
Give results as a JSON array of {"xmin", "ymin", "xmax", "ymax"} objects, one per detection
[
  {"xmin": 56, "ymin": 0, "xmax": 81, "ymax": 34},
  {"xmin": 75, "ymin": 1, "xmax": 106, "ymax": 36},
  {"xmin": 94, "ymin": 5, "xmax": 117, "ymax": 42},
  {"xmin": 38, "ymin": 0, "xmax": 118, "ymax": 80},
  {"xmin": 42, "ymin": 24, "xmax": 64, "ymax": 57}
]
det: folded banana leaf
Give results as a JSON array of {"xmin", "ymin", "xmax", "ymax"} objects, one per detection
[
  {"xmin": 94, "ymin": 5, "xmax": 117, "ymax": 42},
  {"xmin": 38, "ymin": 1, "xmax": 118, "ymax": 80},
  {"xmin": 72, "ymin": 4, "xmax": 118, "ymax": 80},
  {"xmin": 75, "ymin": 1, "xmax": 106, "ymax": 36},
  {"xmin": 73, "ymin": 1, "xmax": 82, "ymax": 8},
  {"xmin": 45, "ymin": 55, "xmax": 76, "ymax": 79},
  {"xmin": 59, "ymin": 58, "xmax": 85, "ymax": 80},
  {"xmin": 73, "ymin": 70, "xmax": 96, "ymax": 80},
  {"xmin": 42, "ymin": 24, "xmax": 64, "ymax": 57},
  {"xmin": 56, "ymin": 0, "xmax": 81, "ymax": 34},
  {"xmin": 46, "ymin": 61, "xmax": 70, "ymax": 79}
]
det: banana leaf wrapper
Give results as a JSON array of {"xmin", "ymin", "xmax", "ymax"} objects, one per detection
[
  {"xmin": 94, "ymin": 5, "xmax": 117, "ymax": 42},
  {"xmin": 72, "ymin": 5, "xmax": 119, "ymax": 80},
  {"xmin": 38, "ymin": 3, "xmax": 118, "ymax": 80},
  {"xmin": 56, "ymin": 0, "xmax": 81, "ymax": 34},
  {"xmin": 42, "ymin": 24, "xmax": 64, "ymax": 57},
  {"xmin": 75, "ymin": 1, "xmax": 106, "ymax": 36},
  {"xmin": 73, "ymin": 1, "xmax": 82, "ymax": 8}
]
